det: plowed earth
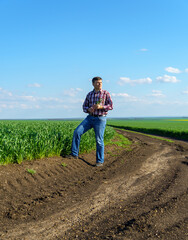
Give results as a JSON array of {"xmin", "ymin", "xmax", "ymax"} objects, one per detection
[{"xmin": 0, "ymin": 130, "xmax": 188, "ymax": 240}]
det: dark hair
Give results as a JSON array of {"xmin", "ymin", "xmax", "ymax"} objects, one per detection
[{"xmin": 92, "ymin": 76, "xmax": 102, "ymax": 84}]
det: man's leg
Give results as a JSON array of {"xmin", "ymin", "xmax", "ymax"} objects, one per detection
[
  {"xmin": 93, "ymin": 116, "xmax": 107, "ymax": 164},
  {"xmin": 71, "ymin": 116, "xmax": 92, "ymax": 157}
]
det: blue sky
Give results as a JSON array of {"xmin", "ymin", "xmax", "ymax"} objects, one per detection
[{"xmin": 0, "ymin": 0, "xmax": 188, "ymax": 119}]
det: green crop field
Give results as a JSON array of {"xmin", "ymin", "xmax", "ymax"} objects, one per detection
[
  {"xmin": 0, "ymin": 120, "xmax": 115, "ymax": 165},
  {"xmin": 1, "ymin": 118, "xmax": 187, "ymax": 165},
  {"xmin": 107, "ymin": 118, "xmax": 188, "ymax": 141}
]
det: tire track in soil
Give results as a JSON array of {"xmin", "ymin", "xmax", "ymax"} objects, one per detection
[{"xmin": 0, "ymin": 130, "xmax": 188, "ymax": 239}]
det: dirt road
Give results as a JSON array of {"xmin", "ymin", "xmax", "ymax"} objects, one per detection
[{"xmin": 0, "ymin": 130, "xmax": 188, "ymax": 240}]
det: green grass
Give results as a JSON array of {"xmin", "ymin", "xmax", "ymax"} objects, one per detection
[
  {"xmin": 2, "ymin": 118, "xmax": 186, "ymax": 165},
  {"xmin": 107, "ymin": 118, "xmax": 188, "ymax": 141},
  {"xmin": 109, "ymin": 132, "xmax": 132, "ymax": 148},
  {"xmin": 26, "ymin": 168, "xmax": 36, "ymax": 175},
  {"xmin": 61, "ymin": 162, "xmax": 67, "ymax": 167},
  {"xmin": 0, "ymin": 120, "xmax": 115, "ymax": 165},
  {"xmin": 120, "ymin": 129, "xmax": 174, "ymax": 143}
]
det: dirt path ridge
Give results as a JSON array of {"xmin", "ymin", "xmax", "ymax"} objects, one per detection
[{"xmin": 0, "ymin": 130, "xmax": 188, "ymax": 239}]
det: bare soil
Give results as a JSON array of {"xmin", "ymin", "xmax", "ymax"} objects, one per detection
[{"xmin": 0, "ymin": 130, "xmax": 188, "ymax": 240}]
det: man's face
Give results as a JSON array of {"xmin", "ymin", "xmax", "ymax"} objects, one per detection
[{"xmin": 93, "ymin": 80, "xmax": 102, "ymax": 91}]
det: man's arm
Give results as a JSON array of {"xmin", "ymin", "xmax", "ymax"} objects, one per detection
[
  {"xmin": 83, "ymin": 95, "xmax": 89, "ymax": 113},
  {"xmin": 98, "ymin": 92, "xmax": 113, "ymax": 110},
  {"xmin": 83, "ymin": 93, "xmax": 95, "ymax": 113},
  {"xmin": 104, "ymin": 91, "xmax": 113, "ymax": 111}
]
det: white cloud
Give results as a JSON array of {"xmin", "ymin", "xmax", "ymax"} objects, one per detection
[
  {"xmin": 20, "ymin": 104, "xmax": 33, "ymax": 109},
  {"xmin": 165, "ymin": 67, "xmax": 181, "ymax": 73},
  {"xmin": 21, "ymin": 96, "xmax": 37, "ymax": 101},
  {"xmin": 185, "ymin": 68, "xmax": 188, "ymax": 73},
  {"xmin": 67, "ymin": 98, "xmax": 84, "ymax": 104},
  {"xmin": 0, "ymin": 86, "xmax": 67, "ymax": 112},
  {"xmin": 112, "ymin": 92, "xmax": 138, "ymax": 102},
  {"xmin": 28, "ymin": 83, "xmax": 42, "ymax": 88},
  {"xmin": 47, "ymin": 104, "xmax": 71, "ymax": 110},
  {"xmin": 112, "ymin": 93, "xmax": 130, "ymax": 97},
  {"xmin": 0, "ymin": 87, "xmax": 86, "ymax": 118},
  {"xmin": 63, "ymin": 88, "xmax": 83, "ymax": 97},
  {"xmin": 0, "ymin": 85, "xmax": 87, "ymax": 116},
  {"xmin": 0, "ymin": 103, "xmax": 7, "ymax": 108},
  {"xmin": 117, "ymin": 78, "xmax": 129, "ymax": 86},
  {"xmin": 38, "ymin": 97, "xmax": 64, "ymax": 103},
  {"xmin": 140, "ymin": 48, "xmax": 148, "ymax": 51},
  {"xmin": 150, "ymin": 90, "xmax": 165, "ymax": 97},
  {"xmin": 182, "ymin": 90, "xmax": 188, "ymax": 94},
  {"xmin": 156, "ymin": 75, "xmax": 180, "ymax": 83},
  {"xmin": 23, "ymin": 96, "xmax": 62, "ymax": 102},
  {"xmin": 75, "ymin": 88, "xmax": 83, "ymax": 92},
  {"xmin": 0, "ymin": 88, "xmax": 13, "ymax": 98},
  {"xmin": 118, "ymin": 77, "xmax": 152, "ymax": 85}
]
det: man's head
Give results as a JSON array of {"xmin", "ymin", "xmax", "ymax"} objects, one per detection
[{"xmin": 92, "ymin": 76, "xmax": 102, "ymax": 91}]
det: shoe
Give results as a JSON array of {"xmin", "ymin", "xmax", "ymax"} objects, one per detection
[
  {"xmin": 64, "ymin": 154, "xmax": 78, "ymax": 159},
  {"xmin": 96, "ymin": 162, "xmax": 103, "ymax": 167}
]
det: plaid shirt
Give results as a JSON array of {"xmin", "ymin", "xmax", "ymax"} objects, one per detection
[{"xmin": 83, "ymin": 89, "xmax": 113, "ymax": 116}]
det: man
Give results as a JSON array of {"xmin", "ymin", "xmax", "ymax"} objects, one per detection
[{"xmin": 66, "ymin": 76, "xmax": 113, "ymax": 167}]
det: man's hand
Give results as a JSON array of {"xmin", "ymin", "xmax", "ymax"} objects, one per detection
[
  {"xmin": 88, "ymin": 107, "xmax": 94, "ymax": 113},
  {"xmin": 88, "ymin": 104, "xmax": 104, "ymax": 113},
  {"xmin": 93, "ymin": 104, "xmax": 103, "ymax": 110}
]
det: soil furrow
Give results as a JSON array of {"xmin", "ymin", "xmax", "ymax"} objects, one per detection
[{"xmin": 0, "ymin": 130, "xmax": 187, "ymax": 239}]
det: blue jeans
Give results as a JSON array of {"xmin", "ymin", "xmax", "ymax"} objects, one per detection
[{"xmin": 71, "ymin": 115, "xmax": 107, "ymax": 163}]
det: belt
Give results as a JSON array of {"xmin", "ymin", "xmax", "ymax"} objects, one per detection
[{"xmin": 89, "ymin": 114, "xmax": 106, "ymax": 117}]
